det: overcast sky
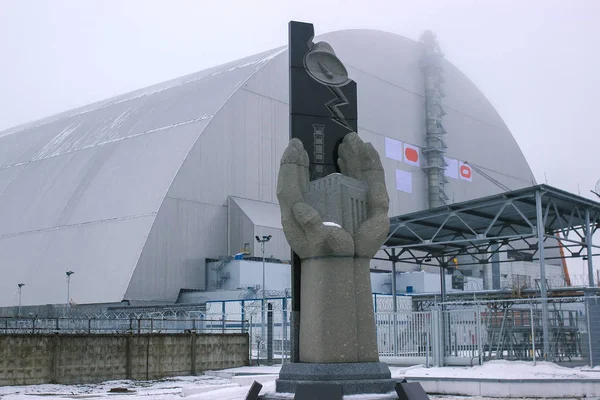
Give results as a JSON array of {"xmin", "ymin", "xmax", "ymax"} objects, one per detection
[
  {"xmin": 1, "ymin": 0, "xmax": 599, "ymax": 279},
  {"xmin": 1, "ymin": 0, "xmax": 598, "ymax": 195}
]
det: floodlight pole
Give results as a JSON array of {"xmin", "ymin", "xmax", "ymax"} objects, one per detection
[
  {"xmin": 17, "ymin": 283, "xmax": 24, "ymax": 317},
  {"xmin": 585, "ymin": 209, "xmax": 595, "ymax": 287},
  {"xmin": 439, "ymin": 258, "xmax": 448, "ymax": 367},
  {"xmin": 535, "ymin": 190, "xmax": 550, "ymax": 360},
  {"xmin": 255, "ymin": 235, "xmax": 272, "ymax": 364},
  {"xmin": 262, "ymin": 241, "xmax": 266, "ymax": 345},
  {"xmin": 439, "ymin": 263, "xmax": 447, "ymax": 303},
  {"xmin": 391, "ymin": 249, "xmax": 398, "ymax": 356},
  {"xmin": 66, "ymin": 271, "xmax": 74, "ymax": 311}
]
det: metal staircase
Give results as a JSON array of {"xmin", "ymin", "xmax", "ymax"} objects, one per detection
[{"xmin": 212, "ymin": 259, "xmax": 231, "ymax": 289}]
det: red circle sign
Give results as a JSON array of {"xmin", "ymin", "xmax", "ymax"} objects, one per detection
[
  {"xmin": 460, "ymin": 165, "xmax": 472, "ymax": 179},
  {"xmin": 405, "ymin": 147, "xmax": 419, "ymax": 163}
]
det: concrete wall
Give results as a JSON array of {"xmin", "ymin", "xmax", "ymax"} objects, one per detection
[{"xmin": 0, "ymin": 333, "xmax": 248, "ymax": 386}]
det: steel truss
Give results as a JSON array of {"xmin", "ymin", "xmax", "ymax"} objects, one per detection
[
  {"xmin": 377, "ymin": 184, "xmax": 600, "ymax": 362},
  {"xmin": 379, "ymin": 185, "xmax": 600, "ymax": 274}
]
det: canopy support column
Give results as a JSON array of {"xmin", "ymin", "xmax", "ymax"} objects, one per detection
[{"xmin": 536, "ymin": 189, "xmax": 550, "ymax": 360}]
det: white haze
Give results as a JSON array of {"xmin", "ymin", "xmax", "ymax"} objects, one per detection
[{"xmin": 1, "ymin": 0, "xmax": 599, "ymax": 277}]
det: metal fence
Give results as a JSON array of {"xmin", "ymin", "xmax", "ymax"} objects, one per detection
[
  {"xmin": 2, "ymin": 295, "xmax": 597, "ymax": 367},
  {"xmin": 446, "ymin": 297, "xmax": 592, "ymax": 364},
  {"xmin": 0, "ymin": 316, "xmax": 247, "ymax": 334},
  {"xmin": 206, "ymin": 295, "xmax": 599, "ymax": 367},
  {"xmin": 424, "ymin": 296, "xmax": 597, "ymax": 366},
  {"xmin": 204, "ymin": 294, "xmax": 413, "ymax": 364},
  {"xmin": 376, "ymin": 311, "xmax": 431, "ymax": 359}
]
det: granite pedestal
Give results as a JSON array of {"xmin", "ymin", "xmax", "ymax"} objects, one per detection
[{"xmin": 275, "ymin": 362, "xmax": 396, "ymax": 395}]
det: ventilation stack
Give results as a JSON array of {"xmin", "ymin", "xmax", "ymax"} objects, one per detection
[{"xmin": 420, "ymin": 30, "xmax": 448, "ymax": 208}]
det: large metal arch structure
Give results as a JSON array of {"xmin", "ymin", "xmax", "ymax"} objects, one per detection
[
  {"xmin": 0, "ymin": 28, "xmax": 539, "ymax": 308},
  {"xmin": 377, "ymin": 184, "xmax": 600, "ymax": 360}
]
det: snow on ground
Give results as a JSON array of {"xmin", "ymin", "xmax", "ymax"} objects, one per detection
[
  {"xmin": 0, "ymin": 376, "xmax": 230, "ymax": 400},
  {"xmin": 394, "ymin": 360, "xmax": 600, "ymax": 380},
  {"xmin": 207, "ymin": 366, "xmax": 281, "ymax": 377},
  {"xmin": 213, "ymin": 361, "xmax": 600, "ymax": 380},
  {"xmin": 0, "ymin": 362, "xmax": 599, "ymax": 400}
]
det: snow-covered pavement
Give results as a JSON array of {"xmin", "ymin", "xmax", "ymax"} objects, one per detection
[
  {"xmin": 0, "ymin": 362, "xmax": 599, "ymax": 400},
  {"xmin": 394, "ymin": 360, "xmax": 600, "ymax": 380}
]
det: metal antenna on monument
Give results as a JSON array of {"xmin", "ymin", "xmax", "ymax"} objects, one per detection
[{"xmin": 591, "ymin": 179, "xmax": 600, "ymax": 199}]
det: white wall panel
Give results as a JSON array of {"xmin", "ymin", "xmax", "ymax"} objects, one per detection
[
  {"xmin": 238, "ymin": 261, "xmax": 291, "ymax": 292},
  {"xmin": 0, "ymin": 215, "xmax": 154, "ymax": 306},
  {"xmin": 0, "ymin": 119, "xmax": 73, "ymax": 169},
  {"xmin": 0, "ymin": 150, "xmax": 82, "ymax": 236},
  {"xmin": 352, "ymin": 67, "xmax": 425, "ymax": 146},
  {"xmin": 242, "ymin": 50, "xmax": 288, "ymax": 104},
  {"xmin": 228, "ymin": 197, "xmax": 255, "ymax": 256},
  {"xmin": 168, "ymin": 90, "xmax": 288, "ymax": 206},
  {"xmin": 0, "ymin": 121, "xmax": 205, "ymax": 237},
  {"xmin": 0, "ymin": 164, "xmax": 25, "ymax": 198},
  {"xmin": 63, "ymin": 120, "xmax": 207, "ymax": 226},
  {"xmin": 323, "ymin": 30, "xmax": 424, "ymax": 95},
  {"xmin": 254, "ymin": 225, "xmax": 288, "ymax": 261},
  {"xmin": 125, "ymin": 198, "xmax": 227, "ymax": 302},
  {"xmin": 358, "ymin": 127, "xmax": 429, "ymax": 216},
  {"xmin": 205, "ymin": 260, "xmax": 290, "ymax": 292}
]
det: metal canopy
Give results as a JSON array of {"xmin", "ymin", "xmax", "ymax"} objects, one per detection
[
  {"xmin": 379, "ymin": 184, "xmax": 600, "ymax": 362},
  {"xmin": 382, "ymin": 184, "xmax": 600, "ymax": 268}
]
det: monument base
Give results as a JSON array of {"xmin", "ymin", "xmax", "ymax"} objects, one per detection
[{"xmin": 275, "ymin": 362, "xmax": 396, "ymax": 395}]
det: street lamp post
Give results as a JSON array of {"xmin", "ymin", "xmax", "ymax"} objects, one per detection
[
  {"xmin": 255, "ymin": 234, "xmax": 272, "ymax": 364},
  {"xmin": 66, "ymin": 271, "xmax": 74, "ymax": 311},
  {"xmin": 17, "ymin": 283, "xmax": 24, "ymax": 317}
]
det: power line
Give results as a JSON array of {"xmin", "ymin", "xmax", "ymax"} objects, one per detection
[{"xmin": 465, "ymin": 162, "xmax": 511, "ymax": 192}]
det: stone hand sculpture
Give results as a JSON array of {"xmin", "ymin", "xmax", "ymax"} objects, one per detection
[{"xmin": 277, "ymin": 132, "xmax": 390, "ymax": 363}]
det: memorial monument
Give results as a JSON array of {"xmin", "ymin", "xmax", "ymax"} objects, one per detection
[{"xmin": 274, "ymin": 21, "xmax": 395, "ymax": 395}]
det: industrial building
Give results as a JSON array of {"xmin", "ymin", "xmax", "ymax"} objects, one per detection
[{"xmin": 0, "ymin": 28, "xmax": 563, "ymax": 309}]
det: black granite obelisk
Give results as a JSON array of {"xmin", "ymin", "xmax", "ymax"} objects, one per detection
[{"xmin": 288, "ymin": 20, "xmax": 358, "ymax": 363}]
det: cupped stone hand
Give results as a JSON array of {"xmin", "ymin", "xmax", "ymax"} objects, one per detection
[
  {"xmin": 277, "ymin": 133, "xmax": 389, "ymax": 259},
  {"xmin": 277, "ymin": 132, "xmax": 389, "ymax": 363},
  {"xmin": 276, "ymin": 138, "xmax": 355, "ymax": 259},
  {"xmin": 337, "ymin": 132, "xmax": 390, "ymax": 258}
]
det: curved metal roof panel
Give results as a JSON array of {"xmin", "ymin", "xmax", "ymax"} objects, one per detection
[{"xmin": 0, "ymin": 47, "xmax": 284, "ymax": 306}]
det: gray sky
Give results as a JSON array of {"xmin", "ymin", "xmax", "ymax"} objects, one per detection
[
  {"xmin": 1, "ymin": 0, "xmax": 599, "ymax": 280},
  {"xmin": 1, "ymin": 0, "xmax": 598, "ymax": 197}
]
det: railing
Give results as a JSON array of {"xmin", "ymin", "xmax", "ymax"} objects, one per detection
[
  {"xmin": 437, "ymin": 296, "xmax": 598, "ymax": 365},
  {"xmin": 376, "ymin": 311, "xmax": 431, "ymax": 360},
  {"xmin": 443, "ymin": 307, "xmax": 483, "ymax": 361},
  {"xmin": 0, "ymin": 317, "xmax": 248, "ymax": 334},
  {"xmin": 3, "ymin": 295, "xmax": 597, "ymax": 367}
]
